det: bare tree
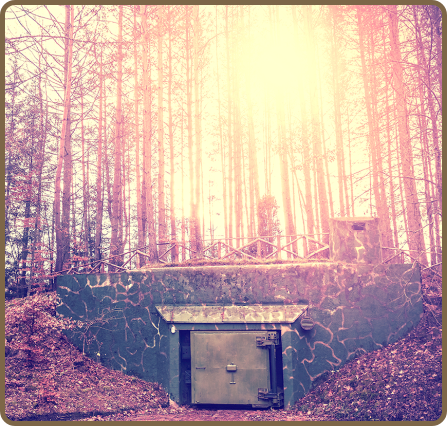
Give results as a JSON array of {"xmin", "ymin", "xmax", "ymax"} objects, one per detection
[
  {"xmin": 387, "ymin": 5, "xmax": 427, "ymax": 265},
  {"xmin": 54, "ymin": 5, "xmax": 74, "ymax": 276}
]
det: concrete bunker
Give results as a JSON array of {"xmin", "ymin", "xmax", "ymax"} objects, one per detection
[{"xmin": 57, "ymin": 217, "xmax": 423, "ymax": 409}]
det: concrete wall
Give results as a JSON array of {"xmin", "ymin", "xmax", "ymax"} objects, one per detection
[
  {"xmin": 57, "ymin": 261, "xmax": 422, "ymax": 408},
  {"xmin": 329, "ymin": 217, "xmax": 382, "ymax": 263}
]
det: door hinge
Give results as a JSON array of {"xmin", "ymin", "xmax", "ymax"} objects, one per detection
[
  {"xmin": 256, "ymin": 331, "xmax": 279, "ymax": 347},
  {"xmin": 258, "ymin": 388, "xmax": 284, "ymax": 407}
]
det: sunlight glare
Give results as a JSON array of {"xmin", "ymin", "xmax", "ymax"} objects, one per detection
[{"xmin": 246, "ymin": 24, "xmax": 308, "ymax": 95}]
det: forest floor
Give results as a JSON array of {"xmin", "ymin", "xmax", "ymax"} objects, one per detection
[{"xmin": 4, "ymin": 272, "xmax": 442, "ymax": 422}]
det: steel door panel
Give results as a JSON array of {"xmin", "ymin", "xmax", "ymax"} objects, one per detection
[{"xmin": 191, "ymin": 331, "xmax": 271, "ymax": 405}]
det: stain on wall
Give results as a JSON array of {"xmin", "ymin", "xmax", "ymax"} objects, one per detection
[
  {"xmin": 330, "ymin": 216, "xmax": 382, "ymax": 264},
  {"xmin": 57, "ymin": 261, "xmax": 422, "ymax": 409}
]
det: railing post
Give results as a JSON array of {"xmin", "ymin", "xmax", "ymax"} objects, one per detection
[
  {"xmin": 257, "ymin": 239, "xmax": 261, "ymax": 258},
  {"xmin": 218, "ymin": 241, "xmax": 222, "ymax": 259},
  {"xmin": 277, "ymin": 235, "xmax": 281, "ymax": 259}
]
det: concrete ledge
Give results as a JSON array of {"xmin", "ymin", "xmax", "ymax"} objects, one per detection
[{"xmin": 155, "ymin": 304, "xmax": 308, "ymax": 323}]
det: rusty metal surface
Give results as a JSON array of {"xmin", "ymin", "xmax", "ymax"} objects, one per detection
[{"xmin": 155, "ymin": 304, "xmax": 308, "ymax": 323}]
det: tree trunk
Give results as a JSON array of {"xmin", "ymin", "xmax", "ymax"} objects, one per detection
[
  {"xmin": 428, "ymin": 5, "xmax": 442, "ymax": 112},
  {"xmin": 186, "ymin": 5, "xmax": 195, "ymax": 257},
  {"xmin": 292, "ymin": 6, "xmax": 314, "ymax": 239},
  {"xmin": 318, "ymin": 62, "xmax": 334, "ymax": 221},
  {"xmin": 216, "ymin": 6, "xmax": 228, "ymax": 243},
  {"xmin": 383, "ymin": 50, "xmax": 399, "ymax": 250},
  {"xmin": 119, "ymin": 118, "xmax": 127, "ymax": 253},
  {"xmin": 232, "ymin": 9, "xmax": 243, "ymax": 246},
  {"xmin": 133, "ymin": 7, "xmax": 143, "ymax": 267},
  {"xmin": 104, "ymin": 118, "xmax": 113, "ymax": 223},
  {"xmin": 313, "ymin": 156, "xmax": 320, "ymax": 237},
  {"xmin": 193, "ymin": 4, "xmax": 203, "ymax": 255},
  {"xmin": 330, "ymin": 6, "xmax": 345, "ymax": 217},
  {"xmin": 5, "ymin": 64, "xmax": 19, "ymax": 238},
  {"xmin": 61, "ymin": 4, "xmax": 73, "ymax": 272},
  {"xmin": 225, "ymin": 5, "xmax": 233, "ymax": 244},
  {"xmin": 31, "ymin": 34, "xmax": 47, "ymax": 287},
  {"xmin": 357, "ymin": 7, "xmax": 393, "ymax": 251},
  {"xmin": 167, "ymin": 7, "xmax": 176, "ymax": 261},
  {"xmin": 305, "ymin": 5, "xmax": 329, "ymax": 243},
  {"xmin": 80, "ymin": 89, "xmax": 89, "ymax": 264},
  {"xmin": 110, "ymin": 5, "xmax": 124, "ymax": 270},
  {"xmin": 181, "ymin": 109, "xmax": 186, "ymax": 260},
  {"xmin": 157, "ymin": 7, "xmax": 166, "ymax": 246},
  {"xmin": 367, "ymin": 20, "xmax": 393, "ymax": 251},
  {"xmin": 264, "ymin": 79, "xmax": 272, "ymax": 197},
  {"xmin": 141, "ymin": 6, "xmax": 157, "ymax": 262},
  {"xmin": 387, "ymin": 5, "xmax": 427, "ymax": 265},
  {"xmin": 274, "ymin": 6, "xmax": 297, "ymax": 255},
  {"xmin": 412, "ymin": 5, "xmax": 437, "ymax": 265},
  {"xmin": 241, "ymin": 6, "xmax": 260, "ymax": 237},
  {"xmin": 414, "ymin": 5, "xmax": 442, "ymax": 231},
  {"xmin": 19, "ymin": 156, "xmax": 33, "ymax": 297},
  {"xmin": 357, "ymin": 7, "xmax": 382, "ymax": 212},
  {"xmin": 346, "ymin": 105, "xmax": 355, "ymax": 217},
  {"xmin": 94, "ymin": 45, "xmax": 104, "ymax": 263},
  {"xmin": 54, "ymin": 4, "xmax": 74, "ymax": 277}
]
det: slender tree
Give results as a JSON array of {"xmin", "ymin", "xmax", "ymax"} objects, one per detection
[
  {"xmin": 133, "ymin": 6, "xmax": 143, "ymax": 267},
  {"xmin": 192, "ymin": 4, "xmax": 203, "ymax": 254},
  {"xmin": 305, "ymin": 5, "xmax": 329, "ymax": 243},
  {"xmin": 216, "ymin": 6, "xmax": 228, "ymax": 243},
  {"xmin": 157, "ymin": 6, "xmax": 167, "ymax": 246},
  {"xmin": 387, "ymin": 5, "xmax": 427, "ymax": 265},
  {"xmin": 54, "ymin": 5, "xmax": 74, "ymax": 276},
  {"xmin": 225, "ymin": 5, "xmax": 234, "ymax": 244},
  {"xmin": 291, "ymin": 6, "xmax": 314, "ymax": 240},
  {"xmin": 167, "ymin": 6, "xmax": 177, "ymax": 261},
  {"xmin": 94, "ymin": 45, "xmax": 104, "ymax": 263},
  {"xmin": 141, "ymin": 5, "xmax": 157, "ymax": 262},
  {"xmin": 110, "ymin": 5, "xmax": 124, "ymax": 269}
]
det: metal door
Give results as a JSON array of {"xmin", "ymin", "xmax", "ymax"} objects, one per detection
[{"xmin": 191, "ymin": 331, "xmax": 275, "ymax": 406}]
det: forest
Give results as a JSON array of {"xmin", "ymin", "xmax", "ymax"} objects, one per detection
[{"xmin": 4, "ymin": 5, "xmax": 442, "ymax": 297}]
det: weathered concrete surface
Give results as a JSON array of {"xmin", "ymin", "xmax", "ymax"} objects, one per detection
[
  {"xmin": 329, "ymin": 217, "xmax": 383, "ymax": 264},
  {"xmin": 57, "ymin": 262, "xmax": 422, "ymax": 409}
]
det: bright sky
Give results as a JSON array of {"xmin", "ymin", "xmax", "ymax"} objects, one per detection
[{"xmin": 5, "ymin": 4, "xmax": 412, "ymax": 251}]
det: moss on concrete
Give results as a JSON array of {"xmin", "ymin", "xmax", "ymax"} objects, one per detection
[{"xmin": 57, "ymin": 261, "xmax": 422, "ymax": 409}]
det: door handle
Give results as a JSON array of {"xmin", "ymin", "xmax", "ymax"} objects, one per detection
[{"xmin": 227, "ymin": 363, "xmax": 237, "ymax": 384}]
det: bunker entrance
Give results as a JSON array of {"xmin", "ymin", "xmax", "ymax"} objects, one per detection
[{"xmin": 180, "ymin": 330, "xmax": 284, "ymax": 408}]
